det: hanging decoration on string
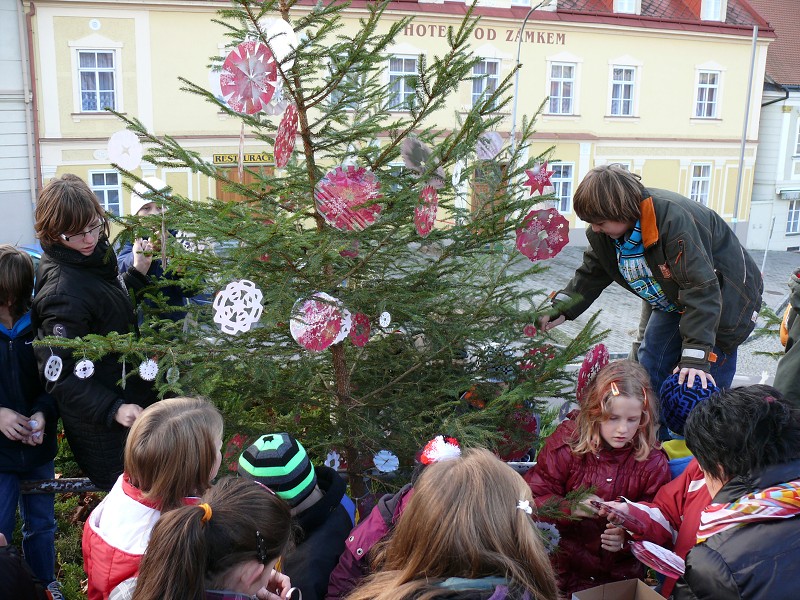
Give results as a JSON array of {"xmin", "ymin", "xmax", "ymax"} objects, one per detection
[
  {"xmin": 373, "ymin": 450, "xmax": 400, "ymax": 473},
  {"xmin": 107, "ymin": 130, "xmax": 143, "ymax": 172},
  {"xmin": 332, "ymin": 308, "xmax": 353, "ymax": 345},
  {"xmin": 476, "ymin": 131, "xmax": 503, "ymax": 161},
  {"xmin": 289, "ymin": 292, "xmax": 345, "ymax": 352},
  {"xmin": 166, "ymin": 366, "xmax": 180, "ymax": 385},
  {"xmin": 255, "ymin": 18, "xmax": 299, "ymax": 69},
  {"xmin": 262, "ymin": 79, "xmax": 291, "ymax": 116},
  {"xmin": 220, "ymin": 41, "xmax": 278, "ymax": 114},
  {"xmin": 120, "ymin": 359, "xmax": 126, "ymax": 390},
  {"xmin": 575, "ymin": 344, "xmax": 610, "ymax": 406},
  {"xmin": 349, "ymin": 312, "xmax": 370, "ymax": 347},
  {"xmin": 213, "ymin": 279, "xmax": 265, "ymax": 335},
  {"xmin": 523, "ymin": 324, "xmax": 538, "ymax": 338},
  {"xmin": 324, "ymin": 450, "xmax": 342, "ymax": 471},
  {"xmin": 401, "ymin": 136, "xmax": 446, "ymax": 189},
  {"xmin": 139, "ymin": 358, "xmax": 159, "ymax": 382},
  {"xmin": 74, "ymin": 357, "xmax": 95, "ymax": 380},
  {"xmin": 315, "ymin": 166, "xmax": 382, "ymax": 231},
  {"xmin": 414, "ymin": 185, "xmax": 438, "ymax": 238},
  {"xmin": 43, "ymin": 353, "xmax": 63, "ymax": 383},
  {"xmin": 274, "ymin": 104, "xmax": 298, "ymax": 168},
  {"xmin": 515, "ymin": 207, "xmax": 569, "ymax": 262},
  {"xmin": 379, "ymin": 311, "xmax": 391, "ymax": 328},
  {"xmin": 523, "ymin": 161, "xmax": 555, "ymax": 196}
]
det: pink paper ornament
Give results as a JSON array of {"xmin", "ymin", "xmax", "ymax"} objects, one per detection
[
  {"xmin": 520, "ymin": 344, "xmax": 556, "ymax": 372},
  {"xmin": 575, "ymin": 343, "xmax": 609, "ymax": 406},
  {"xmin": 515, "ymin": 207, "xmax": 570, "ymax": 262},
  {"xmin": 349, "ymin": 312, "xmax": 370, "ymax": 347},
  {"xmin": 315, "ymin": 166, "xmax": 382, "ymax": 231},
  {"xmin": 274, "ymin": 104, "xmax": 298, "ymax": 168},
  {"xmin": 220, "ymin": 41, "xmax": 278, "ymax": 114},
  {"xmin": 476, "ymin": 131, "xmax": 503, "ymax": 160},
  {"xmin": 414, "ymin": 185, "xmax": 438, "ymax": 238},
  {"xmin": 523, "ymin": 161, "xmax": 555, "ymax": 196},
  {"xmin": 523, "ymin": 324, "xmax": 538, "ymax": 338},
  {"xmin": 289, "ymin": 292, "xmax": 344, "ymax": 352}
]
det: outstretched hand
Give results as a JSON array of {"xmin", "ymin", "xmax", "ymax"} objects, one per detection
[
  {"xmin": 673, "ymin": 366, "xmax": 716, "ymax": 389},
  {"xmin": 538, "ymin": 314, "xmax": 566, "ymax": 332}
]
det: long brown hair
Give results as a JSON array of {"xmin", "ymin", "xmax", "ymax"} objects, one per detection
[
  {"xmin": 124, "ymin": 397, "xmax": 224, "ymax": 511},
  {"xmin": 570, "ymin": 360, "xmax": 657, "ymax": 461},
  {"xmin": 132, "ymin": 477, "xmax": 293, "ymax": 600},
  {"xmin": 0, "ymin": 245, "xmax": 34, "ymax": 321},
  {"xmin": 34, "ymin": 174, "xmax": 109, "ymax": 247},
  {"xmin": 346, "ymin": 448, "xmax": 558, "ymax": 600},
  {"xmin": 573, "ymin": 164, "xmax": 645, "ymax": 225}
]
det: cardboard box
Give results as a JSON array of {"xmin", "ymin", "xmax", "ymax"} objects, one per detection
[{"xmin": 571, "ymin": 579, "xmax": 662, "ymax": 600}]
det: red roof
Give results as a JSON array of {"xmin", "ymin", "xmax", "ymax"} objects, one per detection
[{"xmin": 745, "ymin": 0, "xmax": 800, "ymax": 85}]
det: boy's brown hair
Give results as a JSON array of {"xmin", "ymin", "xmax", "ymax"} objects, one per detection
[
  {"xmin": 573, "ymin": 164, "xmax": 647, "ymax": 225},
  {"xmin": 0, "ymin": 245, "xmax": 35, "ymax": 322},
  {"xmin": 34, "ymin": 174, "xmax": 108, "ymax": 247}
]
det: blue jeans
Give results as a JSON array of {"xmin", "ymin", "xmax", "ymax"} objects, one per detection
[
  {"xmin": 637, "ymin": 309, "xmax": 738, "ymax": 394},
  {"xmin": 0, "ymin": 461, "xmax": 56, "ymax": 583}
]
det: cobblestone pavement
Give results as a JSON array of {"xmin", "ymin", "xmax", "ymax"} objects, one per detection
[{"xmin": 514, "ymin": 246, "xmax": 799, "ymax": 385}]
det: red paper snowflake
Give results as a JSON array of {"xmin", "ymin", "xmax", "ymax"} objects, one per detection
[
  {"xmin": 315, "ymin": 166, "xmax": 382, "ymax": 231},
  {"xmin": 516, "ymin": 207, "xmax": 569, "ymax": 262},
  {"xmin": 274, "ymin": 104, "xmax": 298, "ymax": 168},
  {"xmin": 520, "ymin": 344, "xmax": 557, "ymax": 372},
  {"xmin": 220, "ymin": 41, "xmax": 278, "ymax": 114},
  {"xmin": 289, "ymin": 293, "xmax": 344, "ymax": 352},
  {"xmin": 414, "ymin": 185, "xmax": 438, "ymax": 238},
  {"xmin": 349, "ymin": 312, "xmax": 370, "ymax": 347},
  {"xmin": 523, "ymin": 324, "xmax": 538, "ymax": 338},
  {"xmin": 575, "ymin": 343, "xmax": 610, "ymax": 406},
  {"xmin": 523, "ymin": 161, "xmax": 555, "ymax": 196}
]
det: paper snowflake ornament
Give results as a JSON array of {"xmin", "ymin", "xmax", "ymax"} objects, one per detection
[
  {"xmin": 523, "ymin": 324, "xmax": 538, "ymax": 338},
  {"xmin": 289, "ymin": 292, "xmax": 345, "ymax": 352},
  {"xmin": 523, "ymin": 161, "xmax": 555, "ymax": 196},
  {"xmin": 43, "ymin": 355, "xmax": 63, "ymax": 382},
  {"xmin": 139, "ymin": 359, "xmax": 159, "ymax": 382},
  {"xmin": 414, "ymin": 185, "xmax": 438, "ymax": 238},
  {"xmin": 452, "ymin": 160, "xmax": 465, "ymax": 187},
  {"xmin": 256, "ymin": 18, "xmax": 298, "ymax": 69},
  {"xmin": 379, "ymin": 311, "xmax": 391, "ymax": 328},
  {"xmin": 262, "ymin": 79, "xmax": 291, "ymax": 116},
  {"xmin": 418, "ymin": 435, "xmax": 461, "ymax": 465},
  {"xmin": 274, "ymin": 104, "xmax": 298, "ymax": 168},
  {"xmin": 476, "ymin": 131, "xmax": 503, "ymax": 160},
  {"xmin": 324, "ymin": 450, "xmax": 342, "ymax": 471},
  {"xmin": 516, "ymin": 208, "xmax": 570, "ymax": 262},
  {"xmin": 74, "ymin": 358, "xmax": 95, "ymax": 380},
  {"xmin": 520, "ymin": 344, "xmax": 557, "ymax": 373},
  {"xmin": 535, "ymin": 522, "xmax": 561, "ymax": 555},
  {"xmin": 315, "ymin": 165, "xmax": 382, "ymax": 231},
  {"xmin": 575, "ymin": 344, "xmax": 610, "ymax": 406},
  {"xmin": 332, "ymin": 308, "xmax": 353, "ymax": 345},
  {"xmin": 107, "ymin": 130, "xmax": 143, "ymax": 171},
  {"xmin": 401, "ymin": 136, "xmax": 446, "ymax": 189},
  {"xmin": 349, "ymin": 312, "xmax": 370, "ymax": 347},
  {"xmin": 373, "ymin": 450, "xmax": 399, "ymax": 473},
  {"xmin": 220, "ymin": 41, "xmax": 278, "ymax": 114},
  {"xmin": 213, "ymin": 279, "xmax": 265, "ymax": 335}
]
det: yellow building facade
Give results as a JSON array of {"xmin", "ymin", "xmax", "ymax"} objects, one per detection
[{"xmin": 25, "ymin": 0, "xmax": 772, "ymax": 241}]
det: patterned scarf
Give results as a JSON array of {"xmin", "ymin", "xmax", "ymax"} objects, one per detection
[
  {"xmin": 615, "ymin": 221, "xmax": 678, "ymax": 313},
  {"xmin": 696, "ymin": 479, "xmax": 800, "ymax": 543}
]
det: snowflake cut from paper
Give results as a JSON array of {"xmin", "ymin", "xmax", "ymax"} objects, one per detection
[
  {"xmin": 213, "ymin": 279, "xmax": 264, "ymax": 335},
  {"xmin": 575, "ymin": 344, "xmax": 610, "ymax": 406},
  {"xmin": 523, "ymin": 324, "xmax": 538, "ymax": 338},
  {"xmin": 107, "ymin": 130, "xmax": 143, "ymax": 172},
  {"xmin": 289, "ymin": 292, "xmax": 344, "ymax": 352},
  {"xmin": 523, "ymin": 161, "xmax": 555, "ymax": 196},
  {"xmin": 315, "ymin": 166, "xmax": 382, "ymax": 231},
  {"xmin": 476, "ymin": 131, "xmax": 503, "ymax": 161},
  {"xmin": 220, "ymin": 41, "xmax": 278, "ymax": 114},
  {"xmin": 349, "ymin": 312, "xmax": 370, "ymax": 347},
  {"xmin": 515, "ymin": 207, "xmax": 569, "ymax": 262},
  {"xmin": 274, "ymin": 104, "xmax": 298, "ymax": 168},
  {"xmin": 373, "ymin": 450, "xmax": 399, "ymax": 473},
  {"xmin": 414, "ymin": 186, "xmax": 438, "ymax": 238}
]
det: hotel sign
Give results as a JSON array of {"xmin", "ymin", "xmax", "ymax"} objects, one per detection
[
  {"xmin": 213, "ymin": 152, "xmax": 274, "ymax": 165},
  {"xmin": 403, "ymin": 23, "xmax": 566, "ymax": 44}
]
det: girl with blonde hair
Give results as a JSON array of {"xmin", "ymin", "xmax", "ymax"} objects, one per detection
[
  {"xmin": 524, "ymin": 360, "xmax": 670, "ymax": 595},
  {"xmin": 346, "ymin": 448, "xmax": 559, "ymax": 600},
  {"xmin": 82, "ymin": 397, "xmax": 224, "ymax": 600}
]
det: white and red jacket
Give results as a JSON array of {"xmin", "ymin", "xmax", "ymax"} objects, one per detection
[
  {"xmin": 82, "ymin": 473, "xmax": 198, "ymax": 600},
  {"xmin": 623, "ymin": 459, "xmax": 711, "ymax": 598}
]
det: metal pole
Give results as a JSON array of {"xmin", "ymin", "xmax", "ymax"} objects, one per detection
[
  {"xmin": 760, "ymin": 214, "xmax": 775, "ymax": 275},
  {"xmin": 732, "ymin": 25, "xmax": 758, "ymax": 238}
]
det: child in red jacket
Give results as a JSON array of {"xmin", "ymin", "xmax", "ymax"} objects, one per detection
[{"xmin": 525, "ymin": 360, "xmax": 670, "ymax": 596}]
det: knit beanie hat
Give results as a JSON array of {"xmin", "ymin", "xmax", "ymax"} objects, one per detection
[
  {"xmin": 238, "ymin": 433, "xmax": 317, "ymax": 507},
  {"xmin": 659, "ymin": 373, "xmax": 721, "ymax": 436},
  {"xmin": 130, "ymin": 177, "xmax": 168, "ymax": 216}
]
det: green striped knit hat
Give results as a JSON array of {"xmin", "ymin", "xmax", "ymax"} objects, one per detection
[{"xmin": 238, "ymin": 433, "xmax": 317, "ymax": 507}]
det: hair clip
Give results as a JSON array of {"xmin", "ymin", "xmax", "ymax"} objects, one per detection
[
  {"xmin": 641, "ymin": 388, "xmax": 648, "ymax": 410},
  {"xmin": 765, "ymin": 395, "xmax": 776, "ymax": 404},
  {"xmin": 199, "ymin": 503, "xmax": 212, "ymax": 523},
  {"xmin": 609, "ymin": 382, "xmax": 620, "ymax": 396},
  {"xmin": 253, "ymin": 480, "xmax": 277, "ymax": 496},
  {"xmin": 517, "ymin": 500, "xmax": 533, "ymax": 515},
  {"xmin": 256, "ymin": 530, "xmax": 269, "ymax": 563}
]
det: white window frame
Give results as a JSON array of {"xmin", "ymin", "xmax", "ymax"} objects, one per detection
[
  {"xmin": 614, "ymin": 0, "xmax": 639, "ymax": 13},
  {"xmin": 689, "ymin": 164, "xmax": 712, "ymax": 206},
  {"xmin": 788, "ymin": 200, "xmax": 800, "ymax": 235},
  {"xmin": 472, "ymin": 59, "xmax": 500, "ymax": 109},
  {"xmin": 69, "ymin": 36, "xmax": 124, "ymax": 114},
  {"xmin": 701, "ymin": 0, "xmax": 724, "ymax": 21},
  {"xmin": 388, "ymin": 55, "xmax": 418, "ymax": 111},
  {"xmin": 609, "ymin": 66, "xmax": 637, "ymax": 116},
  {"xmin": 694, "ymin": 70, "xmax": 721, "ymax": 119},
  {"xmin": 89, "ymin": 170, "xmax": 122, "ymax": 216},
  {"xmin": 550, "ymin": 162, "xmax": 574, "ymax": 213},
  {"xmin": 547, "ymin": 62, "xmax": 576, "ymax": 115},
  {"xmin": 794, "ymin": 119, "xmax": 800, "ymax": 156}
]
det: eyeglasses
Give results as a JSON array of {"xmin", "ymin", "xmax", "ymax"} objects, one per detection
[{"xmin": 60, "ymin": 220, "xmax": 104, "ymax": 242}]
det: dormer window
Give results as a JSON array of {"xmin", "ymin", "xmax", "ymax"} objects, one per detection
[
  {"xmin": 700, "ymin": 0, "xmax": 726, "ymax": 21},
  {"xmin": 613, "ymin": 0, "xmax": 639, "ymax": 14}
]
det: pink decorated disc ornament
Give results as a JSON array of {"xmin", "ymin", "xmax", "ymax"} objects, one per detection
[
  {"xmin": 274, "ymin": 104, "xmax": 298, "ymax": 168},
  {"xmin": 220, "ymin": 41, "xmax": 278, "ymax": 114},
  {"xmin": 349, "ymin": 312, "xmax": 370, "ymax": 347},
  {"xmin": 515, "ymin": 207, "xmax": 569, "ymax": 262},
  {"xmin": 523, "ymin": 161, "xmax": 555, "ymax": 196},
  {"xmin": 289, "ymin": 292, "xmax": 344, "ymax": 352},
  {"xmin": 315, "ymin": 166, "xmax": 382, "ymax": 231},
  {"xmin": 476, "ymin": 131, "xmax": 503, "ymax": 160},
  {"xmin": 414, "ymin": 185, "xmax": 438, "ymax": 238},
  {"xmin": 523, "ymin": 324, "xmax": 538, "ymax": 338},
  {"xmin": 575, "ymin": 343, "xmax": 610, "ymax": 406}
]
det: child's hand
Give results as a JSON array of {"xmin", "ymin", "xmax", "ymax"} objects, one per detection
[
  {"xmin": 114, "ymin": 403, "xmax": 143, "ymax": 427},
  {"xmin": 20, "ymin": 411, "xmax": 45, "ymax": 446},
  {"xmin": 600, "ymin": 524, "xmax": 626, "ymax": 552},
  {"xmin": 538, "ymin": 314, "xmax": 566, "ymax": 332},
  {"xmin": 132, "ymin": 238, "xmax": 155, "ymax": 275},
  {"xmin": 673, "ymin": 366, "xmax": 716, "ymax": 389},
  {"xmin": 573, "ymin": 494, "xmax": 603, "ymax": 518},
  {"xmin": 256, "ymin": 569, "xmax": 292, "ymax": 600},
  {"xmin": 0, "ymin": 407, "xmax": 33, "ymax": 441}
]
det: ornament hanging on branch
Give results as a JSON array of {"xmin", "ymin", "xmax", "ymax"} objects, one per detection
[
  {"xmin": 166, "ymin": 366, "xmax": 180, "ymax": 385},
  {"xmin": 255, "ymin": 18, "xmax": 298, "ymax": 69},
  {"xmin": 274, "ymin": 104, "xmax": 298, "ymax": 168},
  {"xmin": 43, "ymin": 353, "xmax": 62, "ymax": 383},
  {"xmin": 414, "ymin": 186, "xmax": 438, "ymax": 238},
  {"xmin": 324, "ymin": 450, "xmax": 342, "ymax": 471},
  {"xmin": 401, "ymin": 136, "xmax": 446, "ymax": 189},
  {"xmin": 262, "ymin": 80, "xmax": 291, "ymax": 116},
  {"xmin": 373, "ymin": 450, "xmax": 400, "ymax": 473},
  {"xmin": 107, "ymin": 130, "xmax": 143, "ymax": 171},
  {"xmin": 476, "ymin": 131, "xmax": 503, "ymax": 161},
  {"xmin": 379, "ymin": 311, "xmax": 391, "ymax": 328},
  {"xmin": 523, "ymin": 161, "xmax": 555, "ymax": 196},
  {"xmin": 213, "ymin": 279, "xmax": 265, "ymax": 335},
  {"xmin": 349, "ymin": 312, "xmax": 370, "ymax": 347},
  {"xmin": 332, "ymin": 308, "xmax": 353, "ymax": 345},
  {"xmin": 74, "ymin": 358, "xmax": 95, "ymax": 380},
  {"xmin": 515, "ymin": 207, "xmax": 569, "ymax": 262},
  {"xmin": 523, "ymin": 324, "xmax": 538, "ymax": 338},
  {"xmin": 575, "ymin": 343, "xmax": 610, "ymax": 406},
  {"xmin": 220, "ymin": 41, "xmax": 278, "ymax": 114},
  {"xmin": 315, "ymin": 166, "xmax": 382, "ymax": 231},
  {"xmin": 289, "ymin": 292, "xmax": 345, "ymax": 352},
  {"xmin": 139, "ymin": 359, "xmax": 159, "ymax": 382}
]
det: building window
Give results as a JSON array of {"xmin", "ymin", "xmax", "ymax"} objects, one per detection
[
  {"xmin": 550, "ymin": 163, "xmax": 573, "ymax": 212},
  {"xmin": 548, "ymin": 63, "xmax": 575, "ymax": 115},
  {"xmin": 610, "ymin": 67, "xmax": 635, "ymax": 116},
  {"xmin": 795, "ymin": 120, "xmax": 800, "ymax": 155},
  {"xmin": 78, "ymin": 50, "xmax": 116, "ymax": 112},
  {"xmin": 788, "ymin": 200, "xmax": 800, "ymax": 234},
  {"xmin": 472, "ymin": 59, "xmax": 499, "ymax": 108},
  {"xmin": 388, "ymin": 56, "xmax": 417, "ymax": 111},
  {"xmin": 701, "ymin": 0, "xmax": 723, "ymax": 20},
  {"xmin": 690, "ymin": 164, "xmax": 712, "ymax": 205},
  {"xmin": 614, "ymin": 0, "xmax": 637, "ymax": 13},
  {"xmin": 90, "ymin": 171, "xmax": 121, "ymax": 216},
  {"xmin": 695, "ymin": 71, "xmax": 719, "ymax": 118}
]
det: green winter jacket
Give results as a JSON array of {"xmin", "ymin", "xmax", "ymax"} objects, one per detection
[
  {"xmin": 552, "ymin": 188, "xmax": 763, "ymax": 372},
  {"xmin": 773, "ymin": 268, "xmax": 800, "ymax": 407}
]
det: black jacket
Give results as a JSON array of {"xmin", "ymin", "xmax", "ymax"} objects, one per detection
[
  {"xmin": 774, "ymin": 268, "xmax": 800, "ymax": 407},
  {"xmin": 0, "ymin": 313, "xmax": 57, "ymax": 473},
  {"xmin": 283, "ymin": 466, "xmax": 355, "ymax": 600},
  {"xmin": 673, "ymin": 459, "xmax": 800, "ymax": 600},
  {"xmin": 31, "ymin": 241, "xmax": 158, "ymax": 490}
]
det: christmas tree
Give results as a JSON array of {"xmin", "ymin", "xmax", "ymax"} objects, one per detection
[{"xmin": 54, "ymin": 0, "xmax": 602, "ymax": 493}]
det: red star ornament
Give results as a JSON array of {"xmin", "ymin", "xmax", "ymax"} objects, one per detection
[{"xmin": 523, "ymin": 161, "xmax": 555, "ymax": 196}]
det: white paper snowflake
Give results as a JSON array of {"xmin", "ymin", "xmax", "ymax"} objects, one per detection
[
  {"xmin": 332, "ymin": 309, "xmax": 352, "ymax": 345},
  {"xmin": 324, "ymin": 450, "xmax": 342, "ymax": 471},
  {"xmin": 139, "ymin": 359, "xmax": 159, "ymax": 382},
  {"xmin": 379, "ymin": 311, "xmax": 391, "ymax": 328},
  {"xmin": 74, "ymin": 358, "xmax": 95, "ymax": 380},
  {"xmin": 213, "ymin": 279, "xmax": 264, "ymax": 335},
  {"xmin": 44, "ymin": 355, "xmax": 63, "ymax": 382},
  {"xmin": 373, "ymin": 449, "xmax": 399, "ymax": 473}
]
